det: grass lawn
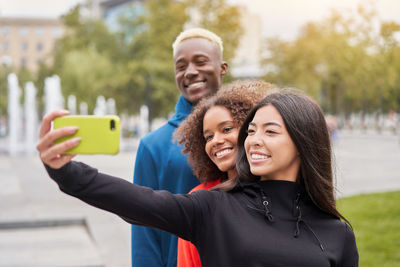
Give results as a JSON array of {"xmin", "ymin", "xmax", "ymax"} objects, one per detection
[{"xmin": 337, "ymin": 190, "xmax": 400, "ymax": 267}]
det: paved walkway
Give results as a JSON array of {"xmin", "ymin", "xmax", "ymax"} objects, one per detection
[{"xmin": 0, "ymin": 131, "xmax": 399, "ymax": 266}]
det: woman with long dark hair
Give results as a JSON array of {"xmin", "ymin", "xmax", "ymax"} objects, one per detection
[{"xmin": 38, "ymin": 87, "xmax": 358, "ymax": 266}]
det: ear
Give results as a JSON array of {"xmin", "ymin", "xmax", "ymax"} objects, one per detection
[{"xmin": 220, "ymin": 61, "xmax": 228, "ymax": 76}]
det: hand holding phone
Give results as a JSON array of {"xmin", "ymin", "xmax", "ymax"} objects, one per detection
[{"xmin": 53, "ymin": 115, "xmax": 120, "ymax": 155}]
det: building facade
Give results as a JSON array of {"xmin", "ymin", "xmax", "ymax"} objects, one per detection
[
  {"xmin": 230, "ymin": 6, "xmax": 263, "ymax": 78},
  {"xmin": 0, "ymin": 17, "xmax": 63, "ymax": 72}
]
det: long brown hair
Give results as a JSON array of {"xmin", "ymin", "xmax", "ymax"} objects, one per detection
[{"xmin": 220, "ymin": 89, "xmax": 349, "ymax": 224}]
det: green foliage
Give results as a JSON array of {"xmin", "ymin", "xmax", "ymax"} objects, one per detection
[
  {"xmin": 119, "ymin": 0, "xmax": 189, "ymax": 118},
  {"xmin": 186, "ymin": 0, "xmax": 243, "ymax": 83},
  {"xmin": 0, "ymin": 67, "xmax": 12, "ymax": 116},
  {"xmin": 338, "ymin": 191, "xmax": 400, "ymax": 266},
  {"xmin": 263, "ymin": 6, "xmax": 400, "ymax": 114},
  {"xmin": 186, "ymin": 0, "xmax": 242, "ymax": 62},
  {"xmin": 0, "ymin": 66, "xmax": 34, "ymax": 116},
  {"xmin": 116, "ymin": 0, "xmax": 242, "ymax": 118},
  {"xmin": 47, "ymin": 5, "xmax": 127, "ymax": 114},
  {"xmin": 59, "ymin": 47, "xmax": 122, "ymax": 113}
]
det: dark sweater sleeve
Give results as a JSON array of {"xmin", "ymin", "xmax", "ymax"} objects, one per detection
[
  {"xmin": 340, "ymin": 224, "xmax": 359, "ymax": 267},
  {"xmin": 44, "ymin": 161, "xmax": 204, "ymax": 241}
]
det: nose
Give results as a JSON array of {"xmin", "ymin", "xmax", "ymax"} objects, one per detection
[
  {"xmin": 184, "ymin": 63, "xmax": 199, "ymax": 79},
  {"xmin": 246, "ymin": 132, "xmax": 262, "ymax": 146},
  {"xmin": 211, "ymin": 132, "xmax": 225, "ymax": 147}
]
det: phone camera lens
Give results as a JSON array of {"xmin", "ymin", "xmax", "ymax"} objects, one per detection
[{"xmin": 110, "ymin": 120, "xmax": 115, "ymax": 131}]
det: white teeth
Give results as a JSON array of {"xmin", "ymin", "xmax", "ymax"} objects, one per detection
[
  {"xmin": 216, "ymin": 149, "xmax": 232, "ymax": 157},
  {"xmin": 251, "ymin": 154, "xmax": 268, "ymax": 159},
  {"xmin": 187, "ymin": 82, "xmax": 204, "ymax": 88}
]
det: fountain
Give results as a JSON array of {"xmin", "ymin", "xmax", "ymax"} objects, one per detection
[
  {"xmin": 79, "ymin": 102, "xmax": 88, "ymax": 115},
  {"xmin": 93, "ymin": 95, "xmax": 106, "ymax": 116},
  {"xmin": 44, "ymin": 75, "xmax": 64, "ymax": 115},
  {"xmin": 106, "ymin": 98, "xmax": 116, "ymax": 115},
  {"xmin": 24, "ymin": 82, "xmax": 38, "ymax": 155},
  {"xmin": 139, "ymin": 105, "xmax": 149, "ymax": 138},
  {"xmin": 7, "ymin": 73, "xmax": 22, "ymax": 155},
  {"xmin": 68, "ymin": 95, "xmax": 77, "ymax": 115}
]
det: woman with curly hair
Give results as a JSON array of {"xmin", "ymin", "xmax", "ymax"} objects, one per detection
[
  {"xmin": 37, "ymin": 85, "xmax": 358, "ymax": 267},
  {"xmin": 174, "ymin": 80, "xmax": 273, "ymax": 267}
]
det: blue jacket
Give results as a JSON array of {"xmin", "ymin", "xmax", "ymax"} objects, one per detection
[{"xmin": 131, "ymin": 95, "xmax": 200, "ymax": 267}]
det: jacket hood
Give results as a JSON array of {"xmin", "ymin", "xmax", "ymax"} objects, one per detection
[{"xmin": 168, "ymin": 95, "xmax": 193, "ymax": 128}]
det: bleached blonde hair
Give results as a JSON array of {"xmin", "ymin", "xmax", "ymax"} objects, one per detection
[{"xmin": 172, "ymin": 28, "xmax": 223, "ymax": 57}]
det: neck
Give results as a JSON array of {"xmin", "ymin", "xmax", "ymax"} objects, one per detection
[
  {"xmin": 227, "ymin": 168, "xmax": 237, "ymax": 180},
  {"xmin": 260, "ymin": 176, "xmax": 297, "ymax": 182}
]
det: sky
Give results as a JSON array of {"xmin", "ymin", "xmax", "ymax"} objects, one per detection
[{"xmin": 0, "ymin": 0, "xmax": 399, "ymax": 40}]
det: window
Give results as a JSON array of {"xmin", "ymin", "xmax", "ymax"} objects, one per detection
[
  {"xmin": 52, "ymin": 27, "xmax": 61, "ymax": 37},
  {"xmin": 37, "ymin": 42, "xmax": 43, "ymax": 51},
  {"xmin": 2, "ymin": 26, "xmax": 10, "ymax": 35},
  {"xmin": 21, "ymin": 42, "xmax": 28, "ymax": 50},
  {"xmin": 21, "ymin": 57, "xmax": 27, "ymax": 66},
  {"xmin": 36, "ymin": 27, "xmax": 44, "ymax": 36},
  {"xmin": 1, "ymin": 56, "xmax": 11, "ymax": 66},
  {"xmin": 2, "ymin": 42, "xmax": 9, "ymax": 51},
  {"xmin": 20, "ymin": 27, "xmax": 28, "ymax": 36}
]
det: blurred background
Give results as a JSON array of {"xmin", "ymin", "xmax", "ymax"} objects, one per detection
[{"xmin": 0, "ymin": 0, "xmax": 399, "ymax": 266}]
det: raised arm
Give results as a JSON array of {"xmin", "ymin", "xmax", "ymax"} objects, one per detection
[{"xmin": 44, "ymin": 160, "xmax": 202, "ymax": 242}]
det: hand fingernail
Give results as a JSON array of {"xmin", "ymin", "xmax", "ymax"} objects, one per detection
[
  {"xmin": 68, "ymin": 126, "xmax": 78, "ymax": 132},
  {"xmin": 60, "ymin": 110, "xmax": 70, "ymax": 115},
  {"xmin": 70, "ymin": 137, "xmax": 81, "ymax": 144}
]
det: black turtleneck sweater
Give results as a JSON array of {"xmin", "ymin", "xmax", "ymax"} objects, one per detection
[{"xmin": 45, "ymin": 161, "xmax": 358, "ymax": 267}]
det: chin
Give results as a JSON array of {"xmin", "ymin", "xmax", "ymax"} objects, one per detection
[
  {"xmin": 250, "ymin": 168, "xmax": 265, "ymax": 177},
  {"xmin": 216, "ymin": 164, "xmax": 230, "ymax": 173}
]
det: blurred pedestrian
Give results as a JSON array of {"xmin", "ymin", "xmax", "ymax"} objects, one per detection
[{"xmin": 326, "ymin": 114, "xmax": 339, "ymax": 142}]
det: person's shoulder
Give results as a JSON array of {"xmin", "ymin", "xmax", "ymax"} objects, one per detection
[
  {"xmin": 140, "ymin": 122, "xmax": 176, "ymax": 145},
  {"xmin": 314, "ymin": 211, "xmax": 355, "ymax": 236}
]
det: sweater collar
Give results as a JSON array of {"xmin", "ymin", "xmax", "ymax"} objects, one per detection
[
  {"xmin": 236, "ymin": 180, "xmax": 308, "ymax": 217},
  {"xmin": 168, "ymin": 95, "xmax": 193, "ymax": 127},
  {"xmin": 257, "ymin": 180, "xmax": 301, "ymax": 200},
  {"xmin": 237, "ymin": 180, "xmax": 325, "ymax": 251}
]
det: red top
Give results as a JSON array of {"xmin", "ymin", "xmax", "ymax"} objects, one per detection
[{"xmin": 177, "ymin": 179, "xmax": 221, "ymax": 267}]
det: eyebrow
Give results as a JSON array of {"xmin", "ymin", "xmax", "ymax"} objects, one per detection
[
  {"xmin": 203, "ymin": 120, "xmax": 234, "ymax": 135},
  {"xmin": 175, "ymin": 53, "xmax": 210, "ymax": 64},
  {"xmin": 248, "ymin": 121, "xmax": 282, "ymax": 128}
]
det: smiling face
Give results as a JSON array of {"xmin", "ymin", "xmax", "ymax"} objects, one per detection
[
  {"xmin": 174, "ymin": 38, "xmax": 228, "ymax": 104},
  {"xmin": 244, "ymin": 105, "xmax": 300, "ymax": 182},
  {"xmin": 203, "ymin": 106, "xmax": 239, "ymax": 179}
]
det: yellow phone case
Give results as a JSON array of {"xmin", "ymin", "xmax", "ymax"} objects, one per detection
[{"xmin": 53, "ymin": 115, "xmax": 120, "ymax": 155}]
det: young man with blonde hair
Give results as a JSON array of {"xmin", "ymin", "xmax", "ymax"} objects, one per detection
[{"xmin": 131, "ymin": 28, "xmax": 228, "ymax": 267}]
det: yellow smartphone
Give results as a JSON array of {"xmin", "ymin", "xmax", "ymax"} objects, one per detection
[{"xmin": 53, "ymin": 115, "xmax": 120, "ymax": 155}]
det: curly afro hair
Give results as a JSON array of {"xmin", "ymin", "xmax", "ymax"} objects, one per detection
[{"xmin": 174, "ymin": 80, "xmax": 276, "ymax": 183}]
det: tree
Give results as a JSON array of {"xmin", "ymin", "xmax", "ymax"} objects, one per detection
[
  {"xmin": 47, "ymin": 4, "xmax": 126, "ymax": 113},
  {"xmin": 117, "ymin": 0, "xmax": 189, "ymax": 119},
  {"xmin": 59, "ymin": 46, "xmax": 123, "ymax": 112},
  {"xmin": 186, "ymin": 0, "xmax": 243, "ymax": 82},
  {"xmin": 379, "ymin": 21, "xmax": 400, "ymax": 111},
  {"xmin": 262, "ymin": 4, "xmax": 400, "ymax": 115},
  {"xmin": 0, "ymin": 66, "xmax": 12, "ymax": 116},
  {"xmin": 119, "ymin": 0, "xmax": 242, "ymax": 119}
]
